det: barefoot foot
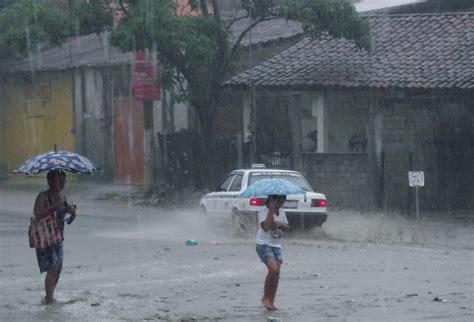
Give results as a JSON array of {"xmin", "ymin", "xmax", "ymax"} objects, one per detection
[
  {"xmin": 42, "ymin": 297, "xmax": 56, "ymax": 305},
  {"xmin": 262, "ymin": 299, "xmax": 275, "ymax": 310}
]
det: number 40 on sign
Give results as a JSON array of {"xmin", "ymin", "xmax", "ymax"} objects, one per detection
[{"xmin": 408, "ymin": 171, "xmax": 424, "ymax": 187}]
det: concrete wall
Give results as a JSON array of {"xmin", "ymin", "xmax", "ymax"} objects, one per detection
[
  {"xmin": 74, "ymin": 68, "xmax": 113, "ymax": 179},
  {"xmin": 324, "ymin": 91, "xmax": 369, "ymax": 153},
  {"xmin": 302, "ymin": 152, "xmax": 373, "ymax": 209},
  {"xmin": 379, "ymin": 92, "xmax": 474, "ymax": 214},
  {"xmin": 154, "ymin": 99, "xmax": 190, "ymax": 134}
]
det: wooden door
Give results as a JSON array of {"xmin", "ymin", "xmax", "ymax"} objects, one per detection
[{"xmin": 113, "ymin": 98, "xmax": 144, "ymax": 185}]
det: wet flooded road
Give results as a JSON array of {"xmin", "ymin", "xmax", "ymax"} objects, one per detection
[{"xmin": 0, "ymin": 188, "xmax": 473, "ymax": 321}]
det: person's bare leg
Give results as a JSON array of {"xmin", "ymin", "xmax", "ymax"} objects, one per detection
[
  {"xmin": 54, "ymin": 270, "xmax": 61, "ymax": 288},
  {"xmin": 262, "ymin": 259, "xmax": 280, "ymax": 310},
  {"xmin": 269, "ymin": 262, "xmax": 281, "ymax": 309},
  {"xmin": 44, "ymin": 269, "xmax": 59, "ymax": 304}
]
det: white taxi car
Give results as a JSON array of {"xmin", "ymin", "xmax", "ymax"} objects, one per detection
[{"xmin": 200, "ymin": 164, "xmax": 327, "ymax": 231}]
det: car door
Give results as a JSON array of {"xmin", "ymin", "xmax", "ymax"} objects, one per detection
[
  {"xmin": 224, "ymin": 172, "xmax": 244, "ymax": 212},
  {"xmin": 207, "ymin": 172, "xmax": 236, "ymax": 216}
]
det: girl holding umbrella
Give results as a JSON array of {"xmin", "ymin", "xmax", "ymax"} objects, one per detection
[
  {"xmin": 12, "ymin": 148, "xmax": 99, "ymax": 304},
  {"xmin": 33, "ymin": 169, "xmax": 76, "ymax": 304}
]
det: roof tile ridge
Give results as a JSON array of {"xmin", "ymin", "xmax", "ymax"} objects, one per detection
[{"xmin": 363, "ymin": 11, "xmax": 474, "ymax": 18}]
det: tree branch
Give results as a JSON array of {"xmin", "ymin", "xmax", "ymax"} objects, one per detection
[
  {"xmin": 229, "ymin": 17, "xmax": 263, "ymax": 58},
  {"xmin": 224, "ymin": 13, "xmax": 250, "ymax": 33},
  {"xmin": 176, "ymin": 71, "xmax": 188, "ymax": 98},
  {"xmin": 200, "ymin": 0, "xmax": 209, "ymax": 16}
]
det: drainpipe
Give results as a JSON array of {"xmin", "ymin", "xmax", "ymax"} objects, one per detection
[
  {"xmin": 288, "ymin": 94, "xmax": 303, "ymax": 171},
  {"xmin": 143, "ymin": 99, "xmax": 155, "ymax": 191},
  {"xmin": 368, "ymin": 95, "xmax": 384, "ymax": 209},
  {"xmin": 79, "ymin": 67, "xmax": 87, "ymax": 156}
]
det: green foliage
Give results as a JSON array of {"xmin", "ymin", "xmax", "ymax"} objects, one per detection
[
  {"xmin": 111, "ymin": 0, "xmax": 369, "ymax": 116},
  {"xmin": 0, "ymin": 0, "xmax": 68, "ymax": 59},
  {"xmin": 286, "ymin": 0, "xmax": 369, "ymax": 49},
  {"xmin": 111, "ymin": 0, "xmax": 178, "ymax": 53},
  {"xmin": 188, "ymin": 0, "xmax": 203, "ymax": 12},
  {"xmin": 111, "ymin": 0, "xmax": 230, "ymax": 108},
  {"xmin": 0, "ymin": 0, "xmax": 15, "ymax": 10},
  {"xmin": 241, "ymin": 0, "xmax": 276, "ymax": 18},
  {"xmin": 70, "ymin": 1, "xmax": 114, "ymax": 35},
  {"xmin": 0, "ymin": 0, "xmax": 113, "ymax": 60}
]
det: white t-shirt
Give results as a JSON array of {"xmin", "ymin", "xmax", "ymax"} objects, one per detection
[{"xmin": 255, "ymin": 207, "xmax": 289, "ymax": 248}]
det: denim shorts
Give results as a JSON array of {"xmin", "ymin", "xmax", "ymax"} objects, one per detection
[
  {"xmin": 36, "ymin": 242, "xmax": 63, "ymax": 274},
  {"xmin": 256, "ymin": 244, "xmax": 283, "ymax": 263}
]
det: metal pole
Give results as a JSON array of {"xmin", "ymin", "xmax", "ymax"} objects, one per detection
[
  {"xmin": 248, "ymin": 6, "xmax": 256, "ymax": 164},
  {"xmin": 415, "ymin": 186, "xmax": 419, "ymax": 221}
]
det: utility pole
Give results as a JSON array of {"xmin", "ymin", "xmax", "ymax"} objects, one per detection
[{"xmin": 248, "ymin": 5, "xmax": 257, "ymax": 164}]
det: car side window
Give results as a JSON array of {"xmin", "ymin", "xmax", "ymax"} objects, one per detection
[
  {"xmin": 218, "ymin": 173, "xmax": 235, "ymax": 191},
  {"xmin": 228, "ymin": 173, "xmax": 243, "ymax": 192}
]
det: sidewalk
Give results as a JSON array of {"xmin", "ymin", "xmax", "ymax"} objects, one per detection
[
  {"xmin": 0, "ymin": 177, "xmax": 153, "ymax": 218},
  {"xmin": 0, "ymin": 176, "xmax": 141, "ymax": 196},
  {"xmin": 0, "ymin": 177, "xmax": 207, "ymax": 219}
]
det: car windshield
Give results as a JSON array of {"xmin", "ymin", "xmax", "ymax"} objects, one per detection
[{"xmin": 248, "ymin": 172, "xmax": 313, "ymax": 191}]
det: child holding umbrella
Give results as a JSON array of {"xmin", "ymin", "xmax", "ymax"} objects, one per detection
[
  {"xmin": 255, "ymin": 194, "xmax": 290, "ymax": 310},
  {"xmin": 33, "ymin": 170, "xmax": 76, "ymax": 304}
]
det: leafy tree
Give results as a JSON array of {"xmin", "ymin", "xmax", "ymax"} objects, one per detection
[
  {"xmin": 0, "ymin": 0, "xmax": 112, "ymax": 60},
  {"xmin": 70, "ymin": 1, "xmax": 114, "ymax": 35},
  {"xmin": 111, "ymin": 0, "xmax": 369, "ymax": 183},
  {"xmin": 0, "ymin": 0, "xmax": 15, "ymax": 10},
  {"xmin": 0, "ymin": 1, "xmax": 67, "ymax": 59}
]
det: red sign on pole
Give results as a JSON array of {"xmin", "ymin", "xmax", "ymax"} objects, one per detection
[{"xmin": 133, "ymin": 51, "xmax": 161, "ymax": 101}]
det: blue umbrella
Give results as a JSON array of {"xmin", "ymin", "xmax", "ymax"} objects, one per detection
[
  {"xmin": 241, "ymin": 178, "xmax": 306, "ymax": 198},
  {"xmin": 11, "ymin": 150, "xmax": 100, "ymax": 175}
]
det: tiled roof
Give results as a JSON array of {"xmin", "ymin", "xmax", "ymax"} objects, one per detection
[{"xmin": 225, "ymin": 13, "xmax": 474, "ymax": 90}]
